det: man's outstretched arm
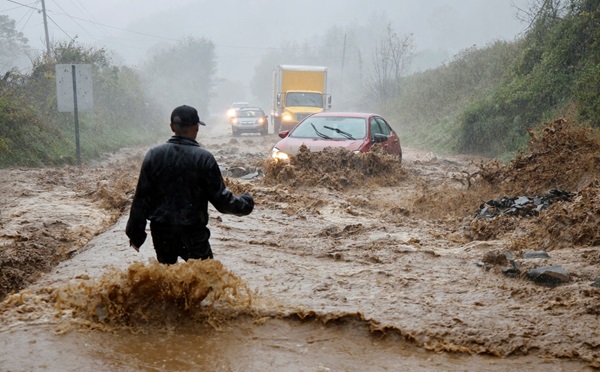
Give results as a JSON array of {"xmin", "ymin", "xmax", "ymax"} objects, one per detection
[{"xmin": 205, "ymin": 157, "xmax": 254, "ymax": 216}]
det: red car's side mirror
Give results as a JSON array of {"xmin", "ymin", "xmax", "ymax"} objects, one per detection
[
  {"xmin": 278, "ymin": 130, "xmax": 290, "ymax": 138},
  {"xmin": 372, "ymin": 134, "xmax": 388, "ymax": 143}
]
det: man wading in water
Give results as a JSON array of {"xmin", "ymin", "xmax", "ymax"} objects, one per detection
[{"xmin": 126, "ymin": 105, "xmax": 254, "ymax": 264}]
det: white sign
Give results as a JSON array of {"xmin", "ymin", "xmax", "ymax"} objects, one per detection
[{"xmin": 56, "ymin": 64, "xmax": 94, "ymax": 112}]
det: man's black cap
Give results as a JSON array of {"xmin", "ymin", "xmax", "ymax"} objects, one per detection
[{"xmin": 171, "ymin": 105, "xmax": 206, "ymax": 126}]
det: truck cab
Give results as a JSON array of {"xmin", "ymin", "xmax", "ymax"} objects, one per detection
[
  {"xmin": 276, "ymin": 91, "xmax": 330, "ymax": 127},
  {"xmin": 272, "ymin": 65, "xmax": 331, "ymax": 132}
]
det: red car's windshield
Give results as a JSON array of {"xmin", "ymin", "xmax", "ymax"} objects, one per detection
[{"xmin": 290, "ymin": 117, "xmax": 367, "ymax": 140}]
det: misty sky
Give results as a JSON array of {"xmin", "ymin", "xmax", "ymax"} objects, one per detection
[{"xmin": 3, "ymin": 0, "xmax": 529, "ymax": 83}]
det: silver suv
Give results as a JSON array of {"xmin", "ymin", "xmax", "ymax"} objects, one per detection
[{"xmin": 231, "ymin": 107, "xmax": 269, "ymax": 136}]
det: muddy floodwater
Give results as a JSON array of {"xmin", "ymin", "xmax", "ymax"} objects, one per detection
[{"xmin": 1, "ymin": 121, "xmax": 598, "ymax": 371}]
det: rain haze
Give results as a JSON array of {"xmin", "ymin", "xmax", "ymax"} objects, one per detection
[{"xmin": 3, "ymin": 0, "xmax": 528, "ymax": 115}]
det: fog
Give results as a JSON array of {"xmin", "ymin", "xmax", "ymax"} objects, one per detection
[{"xmin": 3, "ymin": 0, "xmax": 528, "ymax": 116}]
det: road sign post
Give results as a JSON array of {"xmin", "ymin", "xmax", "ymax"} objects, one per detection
[{"xmin": 56, "ymin": 64, "xmax": 93, "ymax": 165}]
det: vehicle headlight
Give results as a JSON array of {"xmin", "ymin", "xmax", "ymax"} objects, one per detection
[
  {"xmin": 282, "ymin": 113, "xmax": 293, "ymax": 121},
  {"xmin": 271, "ymin": 147, "xmax": 289, "ymax": 161},
  {"xmin": 231, "ymin": 118, "xmax": 239, "ymax": 124},
  {"xmin": 227, "ymin": 108, "xmax": 236, "ymax": 117},
  {"xmin": 257, "ymin": 117, "xmax": 265, "ymax": 124}
]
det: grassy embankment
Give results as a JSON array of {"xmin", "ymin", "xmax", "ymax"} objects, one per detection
[
  {"xmin": 0, "ymin": 41, "xmax": 164, "ymax": 167},
  {"xmin": 388, "ymin": 0, "xmax": 600, "ymax": 160}
]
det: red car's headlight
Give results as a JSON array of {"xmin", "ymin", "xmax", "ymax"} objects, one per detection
[{"xmin": 271, "ymin": 147, "xmax": 289, "ymax": 161}]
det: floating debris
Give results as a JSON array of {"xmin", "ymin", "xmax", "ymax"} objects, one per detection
[
  {"xmin": 523, "ymin": 251, "xmax": 550, "ymax": 259},
  {"xmin": 222, "ymin": 166, "xmax": 264, "ymax": 179},
  {"xmin": 476, "ymin": 189, "xmax": 573, "ymax": 219},
  {"xmin": 501, "ymin": 260, "xmax": 521, "ymax": 277},
  {"xmin": 527, "ymin": 265, "xmax": 570, "ymax": 286}
]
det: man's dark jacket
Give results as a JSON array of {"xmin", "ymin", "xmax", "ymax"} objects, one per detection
[{"xmin": 126, "ymin": 136, "xmax": 253, "ymax": 248}]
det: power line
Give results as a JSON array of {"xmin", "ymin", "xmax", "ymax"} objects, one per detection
[
  {"xmin": 4, "ymin": 0, "xmax": 38, "ymax": 12},
  {"xmin": 0, "ymin": 2, "xmax": 36, "ymax": 12},
  {"xmin": 67, "ymin": 0, "xmax": 113, "ymax": 39},
  {"xmin": 42, "ymin": 8, "xmax": 181, "ymax": 42},
  {"xmin": 50, "ymin": 0, "xmax": 94, "ymax": 40},
  {"xmin": 45, "ymin": 13, "xmax": 73, "ymax": 41},
  {"xmin": 4, "ymin": 1, "xmax": 292, "ymax": 52},
  {"xmin": 15, "ymin": 4, "xmax": 36, "ymax": 33}
]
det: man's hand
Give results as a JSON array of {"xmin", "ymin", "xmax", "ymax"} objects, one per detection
[
  {"xmin": 241, "ymin": 193, "xmax": 254, "ymax": 211},
  {"xmin": 130, "ymin": 241, "xmax": 139, "ymax": 252}
]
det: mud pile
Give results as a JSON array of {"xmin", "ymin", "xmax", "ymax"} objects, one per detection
[
  {"xmin": 263, "ymin": 145, "xmax": 406, "ymax": 190},
  {"xmin": 478, "ymin": 118, "xmax": 599, "ymax": 193},
  {"xmin": 469, "ymin": 119, "xmax": 600, "ymax": 249}
]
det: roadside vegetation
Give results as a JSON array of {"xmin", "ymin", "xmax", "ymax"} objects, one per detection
[
  {"xmin": 247, "ymin": 0, "xmax": 599, "ymax": 160},
  {"xmin": 389, "ymin": 0, "xmax": 600, "ymax": 159},
  {"xmin": 0, "ymin": 39, "xmax": 165, "ymax": 167},
  {"xmin": 0, "ymin": 20, "xmax": 216, "ymax": 167}
]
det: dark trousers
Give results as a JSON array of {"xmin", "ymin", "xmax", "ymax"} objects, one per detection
[{"xmin": 150, "ymin": 222, "xmax": 213, "ymax": 264}]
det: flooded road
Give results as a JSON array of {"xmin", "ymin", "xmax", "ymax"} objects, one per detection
[{"xmin": 1, "ymin": 123, "xmax": 598, "ymax": 370}]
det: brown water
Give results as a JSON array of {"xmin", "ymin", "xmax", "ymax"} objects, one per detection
[
  {"xmin": 2, "ymin": 318, "xmax": 588, "ymax": 371},
  {"xmin": 0, "ymin": 221, "xmax": 589, "ymax": 371},
  {"xmin": 1, "ymin": 124, "xmax": 598, "ymax": 371}
]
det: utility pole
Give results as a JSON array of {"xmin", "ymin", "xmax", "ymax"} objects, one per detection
[
  {"xmin": 340, "ymin": 34, "xmax": 347, "ymax": 96},
  {"xmin": 40, "ymin": 0, "xmax": 51, "ymax": 55},
  {"xmin": 6, "ymin": 0, "xmax": 51, "ymax": 53}
]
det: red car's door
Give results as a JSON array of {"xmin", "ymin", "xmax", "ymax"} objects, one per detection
[
  {"xmin": 375, "ymin": 116, "xmax": 401, "ymax": 155},
  {"xmin": 369, "ymin": 116, "xmax": 401, "ymax": 157}
]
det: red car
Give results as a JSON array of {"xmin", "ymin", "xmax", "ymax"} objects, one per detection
[{"xmin": 270, "ymin": 112, "xmax": 402, "ymax": 162}]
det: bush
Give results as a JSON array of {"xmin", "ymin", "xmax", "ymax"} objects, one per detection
[
  {"xmin": 454, "ymin": 0, "xmax": 600, "ymax": 156},
  {"xmin": 0, "ymin": 41, "xmax": 164, "ymax": 167}
]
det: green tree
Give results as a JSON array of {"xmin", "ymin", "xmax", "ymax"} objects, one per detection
[
  {"xmin": 0, "ymin": 15, "xmax": 30, "ymax": 75},
  {"xmin": 386, "ymin": 40, "xmax": 519, "ymax": 153},
  {"xmin": 141, "ymin": 36, "xmax": 217, "ymax": 116},
  {"xmin": 369, "ymin": 23, "xmax": 415, "ymax": 108}
]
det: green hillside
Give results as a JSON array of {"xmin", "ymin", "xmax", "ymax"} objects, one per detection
[{"xmin": 391, "ymin": 0, "xmax": 600, "ymax": 159}]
